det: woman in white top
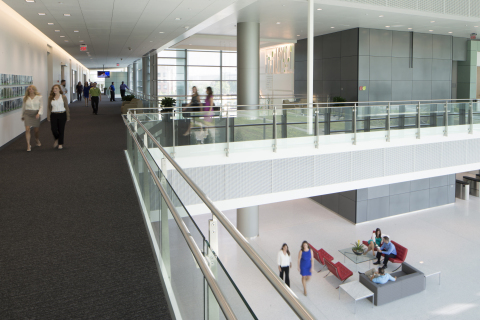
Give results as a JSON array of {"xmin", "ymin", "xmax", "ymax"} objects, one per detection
[
  {"xmin": 21, "ymin": 85, "xmax": 43, "ymax": 151},
  {"xmin": 278, "ymin": 243, "xmax": 292, "ymax": 287},
  {"xmin": 47, "ymin": 85, "xmax": 70, "ymax": 149}
]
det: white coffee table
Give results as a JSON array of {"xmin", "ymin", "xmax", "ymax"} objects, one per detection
[
  {"xmin": 424, "ymin": 270, "xmax": 441, "ymax": 286},
  {"xmin": 339, "ymin": 281, "xmax": 374, "ymax": 314}
]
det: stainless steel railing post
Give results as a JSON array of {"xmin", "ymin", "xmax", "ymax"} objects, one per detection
[
  {"xmin": 315, "ymin": 104, "xmax": 319, "ymax": 148},
  {"xmin": 416, "ymin": 101, "xmax": 421, "ymax": 139},
  {"xmin": 444, "ymin": 103, "xmax": 448, "ymax": 137},
  {"xmin": 352, "ymin": 104, "xmax": 357, "ymax": 145},
  {"xmin": 469, "ymin": 102, "xmax": 474, "ymax": 134},
  {"xmin": 225, "ymin": 107, "xmax": 230, "ymax": 157},
  {"xmin": 273, "ymin": 106, "xmax": 277, "ymax": 152}
]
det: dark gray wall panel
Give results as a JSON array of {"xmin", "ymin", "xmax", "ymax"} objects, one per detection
[
  {"xmin": 341, "ymin": 81, "xmax": 358, "ymax": 101},
  {"xmin": 410, "ymin": 189, "xmax": 430, "ymax": 211},
  {"xmin": 389, "ymin": 181, "xmax": 411, "ymax": 195},
  {"xmin": 313, "ymin": 60, "xmax": 322, "ymax": 81},
  {"xmin": 431, "ymin": 59, "xmax": 452, "ymax": 81},
  {"xmin": 359, "ymin": 28, "xmax": 370, "ymax": 56},
  {"xmin": 447, "ymin": 184, "xmax": 455, "ymax": 203},
  {"xmin": 367, "ymin": 196, "xmax": 389, "ymax": 220},
  {"xmin": 323, "ymin": 58, "xmax": 341, "ymax": 81},
  {"xmin": 338, "ymin": 196, "xmax": 356, "ymax": 222},
  {"xmin": 323, "ymin": 33, "xmax": 342, "ymax": 59},
  {"xmin": 370, "ymin": 29, "xmax": 392, "ymax": 57},
  {"xmin": 367, "ymin": 185, "xmax": 390, "ymax": 199},
  {"xmin": 429, "ymin": 175, "xmax": 449, "ymax": 188},
  {"xmin": 295, "ymin": 39, "xmax": 307, "ymax": 61},
  {"xmin": 392, "ymin": 31, "xmax": 411, "ymax": 58},
  {"xmin": 389, "ymin": 193, "xmax": 410, "ymax": 216},
  {"xmin": 294, "ymin": 80, "xmax": 307, "ymax": 96},
  {"xmin": 411, "ymin": 178, "xmax": 430, "ymax": 191},
  {"xmin": 431, "ymin": 81, "xmax": 451, "ymax": 100},
  {"xmin": 452, "ymin": 37, "xmax": 467, "ymax": 61},
  {"xmin": 392, "ymin": 57, "xmax": 413, "ymax": 81},
  {"xmin": 369, "ymin": 81, "xmax": 392, "ymax": 101},
  {"xmin": 413, "ymin": 58, "xmax": 432, "ymax": 80},
  {"xmin": 357, "ymin": 200, "xmax": 367, "ymax": 223},
  {"xmin": 412, "ymin": 81, "xmax": 432, "ymax": 100},
  {"xmin": 323, "ymin": 81, "xmax": 341, "ymax": 97},
  {"xmin": 370, "ymin": 56, "xmax": 392, "ymax": 81},
  {"xmin": 313, "ymin": 81, "xmax": 323, "ymax": 96},
  {"xmin": 392, "ymin": 81, "xmax": 413, "ymax": 101},
  {"xmin": 322, "ymin": 193, "xmax": 339, "ymax": 213},
  {"xmin": 310, "ymin": 195, "xmax": 322, "ymax": 205},
  {"xmin": 413, "ymin": 33, "xmax": 433, "ymax": 58},
  {"xmin": 429, "ymin": 186, "xmax": 449, "ymax": 206},
  {"xmin": 314, "ymin": 36, "xmax": 323, "ymax": 60},
  {"xmin": 357, "ymin": 188, "xmax": 368, "ymax": 202},
  {"xmin": 341, "ymin": 56, "xmax": 358, "ymax": 81},
  {"xmin": 342, "ymin": 28, "xmax": 359, "ymax": 57},
  {"xmin": 340, "ymin": 190, "xmax": 356, "ymax": 201},
  {"xmin": 358, "ymin": 56, "xmax": 370, "ymax": 80},
  {"xmin": 432, "ymin": 35, "xmax": 452, "ymax": 60},
  {"xmin": 295, "ymin": 61, "xmax": 307, "ymax": 81}
]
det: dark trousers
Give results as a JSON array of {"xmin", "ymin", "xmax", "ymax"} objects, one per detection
[
  {"xmin": 77, "ymin": 92, "xmax": 82, "ymax": 101},
  {"xmin": 377, "ymin": 252, "xmax": 397, "ymax": 266},
  {"xmin": 120, "ymin": 90, "xmax": 126, "ymax": 99},
  {"xmin": 91, "ymin": 96, "xmax": 99, "ymax": 114},
  {"xmin": 50, "ymin": 112, "xmax": 67, "ymax": 145},
  {"xmin": 110, "ymin": 91, "xmax": 115, "ymax": 101},
  {"xmin": 279, "ymin": 266, "xmax": 290, "ymax": 287}
]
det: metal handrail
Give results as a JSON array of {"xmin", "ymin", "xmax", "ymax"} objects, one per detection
[
  {"xmin": 129, "ymin": 114, "xmax": 315, "ymax": 320},
  {"xmin": 125, "ymin": 120, "xmax": 237, "ymax": 320}
]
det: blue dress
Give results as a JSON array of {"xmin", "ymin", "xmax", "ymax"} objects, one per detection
[
  {"xmin": 300, "ymin": 250, "xmax": 312, "ymax": 276},
  {"xmin": 83, "ymin": 86, "xmax": 90, "ymax": 98}
]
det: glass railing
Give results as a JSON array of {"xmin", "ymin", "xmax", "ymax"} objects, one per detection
[
  {"xmin": 124, "ymin": 113, "xmax": 315, "ymax": 319},
  {"xmin": 126, "ymin": 99, "xmax": 480, "ymax": 158}
]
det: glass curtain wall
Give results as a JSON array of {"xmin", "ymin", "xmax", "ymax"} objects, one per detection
[
  {"xmin": 157, "ymin": 49, "xmax": 237, "ymax": 106},
  {"xmin": 136, "ymin": 59, "xmax": 143, "ymax": 94}
]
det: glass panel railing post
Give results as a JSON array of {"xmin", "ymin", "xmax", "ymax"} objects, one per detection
[
  {"xmin": 225, "ymin": 108, "xmax": 230, "ymax": 157},
  {"xmin": 160, "ymin": 196, "xmax": 171, "ymax": 279},
  {"xmin": 469, "ymin": 102, "xmax": 473, "ymax": 134},
  {"xmin": 386, "ymin": 102, "xmax": 391, "ymax": 142},
  {"xmin": 273, "ymin": 106, "xmax": 277, "ymax": 152},
  {"xmin": 205, "ymin": 241, "xmax": 220, "ymax": 320},
  {"xmin": 444, "ymin": 102, "xmax": 448, "ymax": 136},
  {"xmin": 416, "ymin": 101, "xmax": 421, "ymax": 139},
  {"xmin": 315, "ymin": 105, "xmax": 319, "ymax": 148},
  {"xmin": 352, "ymin": 104, "xmax": 357, "ymax": 145},
  {"xmin": 172, "ymin": 116, "xmax": 176, "ymax": 158}
]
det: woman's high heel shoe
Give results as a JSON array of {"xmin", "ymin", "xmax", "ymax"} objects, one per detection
[{"xmin": 27, "ymin": 145, "xmax": 31, "ymax": 152}]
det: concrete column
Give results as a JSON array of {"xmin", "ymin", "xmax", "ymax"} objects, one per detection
[
  {"xmin": 237, "ymin": 206, "xmax": 259, "ymax": 238},
  {"xmin": 133, "ymin": 61, "xmax": 138, "ymax": 93},
  {"xmin": 127, "ymin": 65, "xmax": 132, "ymax": 89},
  {"xmin": 307, "ymin": 0, "xmax": 314, "ymax": 134},
  {"xmin": 237, "ymin": 22, "xmax": 260, "ymax": 110}
]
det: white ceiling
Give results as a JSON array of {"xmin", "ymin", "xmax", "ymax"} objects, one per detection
[{"xmin": 5, "ymin": 0, "xmax": 480, "ymax": 68}]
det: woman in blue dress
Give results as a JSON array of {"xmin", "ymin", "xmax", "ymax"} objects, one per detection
[
  {"xmin": 297, "ymin": 241, "xmax": 314, "ymax": 296},
  {"xmin": 83, "ymin": 81, "xmax": 90, "ymax": 107}
]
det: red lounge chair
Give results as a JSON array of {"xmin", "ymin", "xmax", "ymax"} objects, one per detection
[
  {"xmin": 324, "ymin": 259, "xmax": 353, "ymax": 289},
  {"xmin": 309, "ymin": 243, "xmax": 334, "ymax": 273},
  {"xmin": 387, "ymin": 240, "xmax": 408, "ymax": 272}
]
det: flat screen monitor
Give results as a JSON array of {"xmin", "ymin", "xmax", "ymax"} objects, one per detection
[{"xmin": 97, "ymin": 71, "xmax": 110, "ymax": 78}]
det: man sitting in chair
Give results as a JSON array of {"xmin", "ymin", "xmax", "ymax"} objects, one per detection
[
  {"xmin": 373, "ymin": 235, "xmax": 397, "ymax": 268},
  {"xmin": 363, "ymin": 267, "xmax": 397, "ymax": 284}
]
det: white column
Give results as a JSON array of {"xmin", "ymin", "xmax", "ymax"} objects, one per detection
[
  {"xmin": 237, "ymin": 206, "xmax": 259, "ymax": 238},
  {"xmin": 237, "ymin": 22, "xmax": 260, "ymax": 110},
  {"xmin": 307, "ymin": 0, "xmax": 314, "ymax": 134}
]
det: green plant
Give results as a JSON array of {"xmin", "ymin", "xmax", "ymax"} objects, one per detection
[
  {"xmin": 122, "ymin": 94, "xmax": 135, "ymax": 102},
  {"xmin": 332, "ymin": 96, "xmax": 346, "ymax": 105},
  {"xmin": 161, "ymin": 97, "xmax": 176, "ymax": 108},
  {"xmin": 351, "ymin": 240, "xmax": 365, "ymax": 252}
]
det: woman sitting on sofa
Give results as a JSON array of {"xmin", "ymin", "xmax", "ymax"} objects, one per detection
[{"xmin": 364, "ymin": 228, "xmax": 382, "ymax": 256}]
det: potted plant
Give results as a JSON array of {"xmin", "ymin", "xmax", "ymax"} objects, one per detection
[
  {"xmin": 122, "ymin": 94, "xmax": 135, "ymax": 102},
  {"xmin": 161, "ymin": 97, "xmax": 176, "ymax": 110},
  {"xmin": 351, "ymin": 240, "xmax": 365, "ymax": 255}
]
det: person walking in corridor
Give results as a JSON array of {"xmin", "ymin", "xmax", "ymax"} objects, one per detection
[
  {"xmin": 76, "ymin": 81, "xmax": 83, "ymax": 102},
  {"xmin": 109, "ymin": 82, "xmax": 116, "ymax": 102},
  {"xmin": 83, "ymin": 81, "xmax": 90, "ymax": 107},
  {"xmin": 298, "ymin": 241, "xmax": 313, "ymax": 296},
  {"xmin": 278, "ymin": 243, "xmax": 292, "ymax": 287},
  {"xmin": 61, "ymin": 79, "xmax": 68, "ymax": 97},
  {"xmin": 21, "ymin": 85, "xmax": 43, "ymax": 151},
  {"xmin": 120, "ymin": 81, "xmax": 129, "ymax": 100},
  {"xmin": 47, "ymin": 85, "xmax": 70, "ymax": 150},
  {"xmin": 89, "ymin": 82, "xmax": 101, "ymax": 115}
]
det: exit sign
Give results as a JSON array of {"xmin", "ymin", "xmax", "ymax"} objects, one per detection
[
  {"xmin": 116, "ymin": 63, "xmax": 119, "ymax": 66},
  {"xmin": 80, "ymin": 45, "xmax": 87, "ymax": 51}
]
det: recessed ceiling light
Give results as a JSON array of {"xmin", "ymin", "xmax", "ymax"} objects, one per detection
[
  {"xmin": 276, "ymin": 22, "xmax": 281, "ymax": 24},
  {"xmin": 189, "ymin": 44, "xmax": 192, "ymax": 45},
  {"xmin": 385, "ymin": 26, "xmax": 390, "ymax": 28},
  {"xmin": 64, "ymin": 13, "xmax": 70, "ymax": 16},
  {"xmin": 74, "ymin": 30, "xmax": 79, "ymax": 32},
  {"xmin": 317, "ymin": 8, "xmax": 322, "ymax": 10},
  {"xmin": 55, "ymin": 30, "xmax": 60, "ymax": 32},
  {"xmin": 60, "ymin": 36, "xmax": 65, "ymax": 37},
  {"xmin": 150, "ymin": 41, "xmax": 153, "ymax": 42},
  {"xmin": 297, "ymin": 35, "xmax": 300, "ymax": 36},
  {"xmin": 48, "ymin": 23, "xmax": 54, "ymax": 25},
  {"xmin": 330, "ymin": 27, "xmax": 335, "ymax": 28},
  {"xmin": 408, "ymin": 27, "xmax": 412, "ymax": 30},
  {"xmin": 38, "ymin": 13, "xmax": 46, "ymax": 15},
  {"xmin": 64, "ymin": 40, "xmax": 68, "ymax": 42},
  {"xmin": 79, "ymin": 40, "xmax": 84, "ymax": 42},
  {"xmin": 379, "ymin": 15, "xmax": 384, "ymax": 17},
  {"xmin": 26, "ymin": 0, "xmax": 35, "ymax": 2},
  {"xmin": 448, "ymin": 31, "xmax": 453, "ymax": 33},
  {"xmin": 475, "ymin": 26, "xmax": 479, "ymax": 28},
  {"xmin": 175, "ymin": 18, "xmax": 181, "ymax": 20},
  {"xmin": 429, "ymin": 30, "xmax": 433, "ymax": 32},
  {"xmin": 430, "ymin": 21, "xmax": 435, "ymax": 23},
  {"xmin": 159, "ymin": 31, "xmax": 164, "ymax": 33}
]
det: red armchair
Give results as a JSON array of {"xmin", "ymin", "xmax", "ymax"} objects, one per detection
[
  {"xmin": 388, "ymin": 240, "xmax": 408, "ymax": 272},
  {"xmin": 308, "ymin": 243, "xmax": 334, "ymax": 273},
  {"xmin": 324, "ymin": 259, "xmax": 353, "ymax": 289}
]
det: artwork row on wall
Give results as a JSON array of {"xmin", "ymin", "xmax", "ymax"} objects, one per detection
[
  {"xmin": 1, "ymin": 74, "xmax": 33, "ymax": 86},
  {"xmin": 0, "ymin": 74, "xmax": 32, "ymax": 116},
  {"xmin": 0, "ymin": 98, "xmax": 23, "ymax": 114}
]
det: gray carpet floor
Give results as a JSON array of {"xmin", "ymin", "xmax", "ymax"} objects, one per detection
[{"xmin": 0, "ymin": 98, "xmax": 171, "ymax": 319}]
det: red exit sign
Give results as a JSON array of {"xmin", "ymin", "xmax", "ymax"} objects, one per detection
[{"xmin": 80, "ymin": 45, "xmax": 87, "ymax": 51}]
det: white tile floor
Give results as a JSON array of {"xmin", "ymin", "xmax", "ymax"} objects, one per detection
[{"xmin": 193, "ymin": 171, "xmax": 480, "ymax": 319}]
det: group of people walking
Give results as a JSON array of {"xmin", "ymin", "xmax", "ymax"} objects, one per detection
[
  {"xmin": 21, "ymin": 83, "xmax": 69, "ymax": 151},
  {"xmin": 277, "ymin": 228, "xmax": 398, "ymax": 296}
]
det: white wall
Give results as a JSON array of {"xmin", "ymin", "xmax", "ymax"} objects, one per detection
[{"xmin": 0, "ymin": 1, "xmax": 88, "ymax": 147}]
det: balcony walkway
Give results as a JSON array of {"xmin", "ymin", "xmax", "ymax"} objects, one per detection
[{"xmin": 0, "ymin": 99, "xmax": 170, "ymax": 319}]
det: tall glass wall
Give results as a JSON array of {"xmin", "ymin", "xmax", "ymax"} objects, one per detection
[
  {"xmin": 158, "ymin": 49, "xmax": 237, "ymax": 105},
  {"xmin": 136, "ymin": 59, "xmax": 143, "ymax": 94}
]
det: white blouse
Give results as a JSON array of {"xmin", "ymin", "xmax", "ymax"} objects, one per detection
[
  {"xmin": 22, "ymin": 95, "xmax": 43, "ymax": 115},
  {"xmin": 277, "ymin": 251, "xmax": 291, "ymax": 267},
  {"xmin": 51, "ymin": 97, "xmax": 66, "ymax": 112}
]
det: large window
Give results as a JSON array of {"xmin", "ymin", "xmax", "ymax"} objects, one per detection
[{"xmin": 157, "ymin": 49, "xmax": 237, "ymax": 105}]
